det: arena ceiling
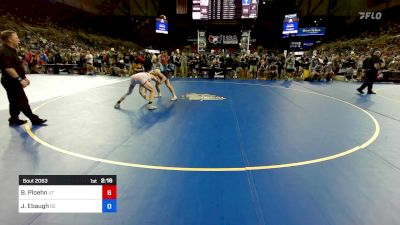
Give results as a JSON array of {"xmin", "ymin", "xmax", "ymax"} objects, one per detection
[
  {"xmin": 55, "ymin": 0, "xmax": 160, "ymax": 16},
  {"xmin": 56, "ymin": 0, "xmax": 400, "ymax": 18}
]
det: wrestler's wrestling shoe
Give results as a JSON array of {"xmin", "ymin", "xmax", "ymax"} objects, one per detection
[
  {"xmin": 114, "ymin": 103, "xmax": 120, "ymax": 109},
  {"xmin": 147, "ymin": 104, "xmax": 158, "ymax": 110}
]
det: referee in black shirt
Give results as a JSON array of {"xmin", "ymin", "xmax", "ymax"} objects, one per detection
[
  {"xmin": 357, "ymin": 50, "xmax": 382, "ymax": 94},
  {"xmin": 0, "ymin": 30, "xmax": 46, "ymax": 126}
]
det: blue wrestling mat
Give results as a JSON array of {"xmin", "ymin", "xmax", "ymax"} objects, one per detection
[{"xmin": 1, "ymin": 75, "xmax": 400, "ymax": 225}]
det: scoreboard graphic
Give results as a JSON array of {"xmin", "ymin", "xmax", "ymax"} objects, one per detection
[{"xmin": 19, "ymin": 175, "xmax": 117, "ymax": 213}]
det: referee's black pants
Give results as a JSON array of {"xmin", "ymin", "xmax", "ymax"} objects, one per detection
[
  {"xmin": 358, "ymin": 70, "xmax": 376, "ymax": 93},
  {"xmin": 1, "ymin": 80, "xmax": 39, "ymax": 121}
]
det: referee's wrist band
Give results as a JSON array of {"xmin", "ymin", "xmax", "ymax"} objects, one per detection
[{"xmin": 16, "ymin": 77, "xmax": 23, "ymax": 81}]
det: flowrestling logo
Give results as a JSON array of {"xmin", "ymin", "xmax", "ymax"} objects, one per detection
[{"xmin": 359, "ymin": 12, "xmax": 382, "ymax": 20}]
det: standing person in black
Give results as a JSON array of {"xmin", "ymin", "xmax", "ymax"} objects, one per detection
[
  {"xmin": 357, "ymin": 50, "xmax": 382, "ymax": 94},
  {"xmin": 143, "ymin": 53, "xmax": 152, "ymax": 72},
  {"xmin": 0, "ymin": 30, "xmax": 47, "ymax": 126}
]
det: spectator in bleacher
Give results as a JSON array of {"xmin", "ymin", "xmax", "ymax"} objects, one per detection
[
  {"xmin": 387, "ymin": 56, "xmax": 400, "ymax": 71},
  {"xmin": 85, "ymin": 50, "xmax": 95, "ymax": 75},
  {"xmin": 285, "ymin": 54, "xmax": 296, "ymax": 79},
  {"xmin": 143, "ymin": 53, "xmax": 152, "ymax": 72},
  {"xmin": 39, "ymin": 50, "xmax": 48, "ymax": 64},
  {"xmin": 248, "ymin": 53, "xmax": 258, "ymax": 78},
  {"xmin": 71, "ymin": 48, "xmax": 80, "ymax": 64},
  {"xmin": 169, "ymin": 51, "xmax": 175, "ymax": 66},
  {"xmin": 344, "ymin": 55, "xmax": 356, "ymax": 81},
  {"xmin": 238, "ymin": 55, "xmax": 247, "ymax": 78},
  {"xmin": 111, "ymin": 60, "xmax": 128, "ymax": 76},
  {"xmin": 310, "ymin": 59, "xmax": 323, "ymax": 81},
  {"xmin": 159, "ymin": 51, "xmax": 169, "ymax": 75},
  {"xmin": 128, "ymin": 51, "xmax": 135, "ymax": 64},
  {"xmin": 109, "ymin": 48, "xmax": 117, "ymax": 66},
  {"xmin": 277, "ymin": 56, "xmax": 285, "ymax": 79},
  {"xmin": 208, "ymin": 56, "xmax": 219, "ymax": 79},
  {"xmin": 268, "ymin": 61, "xmax": 279, "ymax": 80},
  {"xmin": 180, "ymin": 52, "xmax": 188, "ymax": 77},
  {"xmin": 174, "ymin": 53, "xmax": 182, "ymax": 77},
  {"xmin": 136, "ymin": 52, "xmax": 145, "ymax": 65},
  {"xmin": 78, "ymin": 50, "xmax": 86, "ymax": 74},
  {"xmin": 129, "ymin": 61, "xmax": 144, "ymax": 75},
  {"xmin": 22, "ymin": 48, "xmax": 33, "ymax": 72},
  {"xmin": 101, "ymin": 50, "xmax": 109, "ymax": 73},
  {"xmin": 257, "ymin": 59, "xmax": 267, "ymax": 79},
  {"xmin": 323, "ymin": 62, "xmax": 335, "ymax": 82},
  {"xmin": 64, "ymin": 49, "xmax": 72, "ymax": 64},
  {"xmin": 47, "ymin": 50, "xmax": 54, "ymax": 64},
  {"xmin": 31, "ymin": 50, "xmax": 42, "ymax": 74},
  {"xmin": 93, "ymin": 52, "xmax": 102, "ymax": 74},
  {"xmin": 200, "ymin": 54, "xmax": 208, "ymax": 68},
  {"xmin": 123, "ymin": 51, "xmax": 131, "ymax": 65},
  {"xmin": 220, "ymin": 54, "xmax": 226, "ymax": 68},
  {"xmin": 54, "ymin": 50, "xmax": 62, "ymax": 64},
  {"xmin": 332, "ymin": 54, "xmax": 341, "ymax": 75},
  {"xmin": 191, "ymin": 54, "xmax": 201, "ymax": 77}
]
